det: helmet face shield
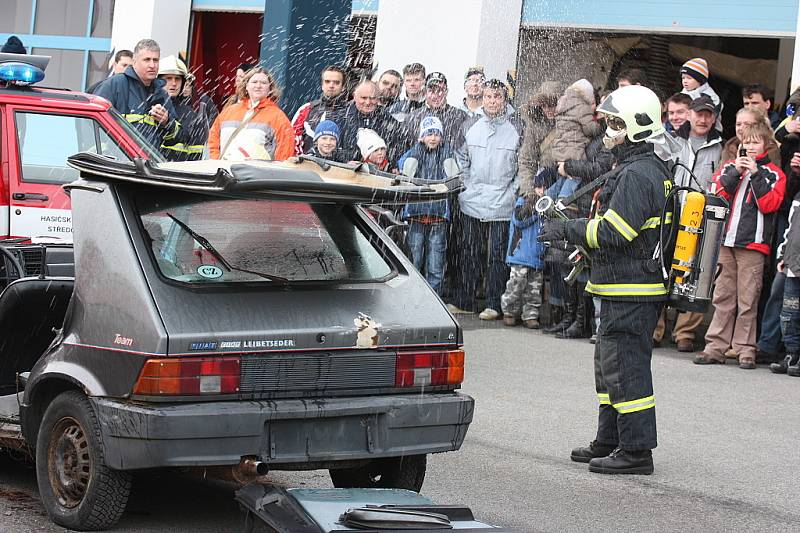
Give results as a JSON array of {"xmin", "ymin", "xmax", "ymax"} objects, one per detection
[
  {"xmin": 604, "ymin": 115, "xmax": 626, "ymax": 132},
  {"xmin": 597, "ymin": 85, "xmax": 664, "ymax": 143}
]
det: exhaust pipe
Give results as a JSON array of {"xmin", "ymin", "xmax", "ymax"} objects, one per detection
[
  {"xmin": 239, "ymin": 457, "xmax": 269, "ymax": 477},
  {"xmin": 185, "ymin": 456, "xmax": 269, "ymax": 486}
]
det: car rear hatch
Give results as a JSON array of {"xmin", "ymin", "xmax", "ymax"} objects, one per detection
[{"xmin": 65, "ymin": 154, "xmax": 463, "ymax": 400}]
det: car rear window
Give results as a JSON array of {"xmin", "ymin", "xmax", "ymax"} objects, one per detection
[{"xmin": 136, "ymin": 192, "xmax": 393, "ymax": 284}]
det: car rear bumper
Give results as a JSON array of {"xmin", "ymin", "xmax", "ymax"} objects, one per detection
[{"xmin": 91, "ymin": 392, "xmax": 474, "ymax": 470}]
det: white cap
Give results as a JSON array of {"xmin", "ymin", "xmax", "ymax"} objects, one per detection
[{"xmin": 356, "ymin": 128, "xmax": 386, "ymax": 159}]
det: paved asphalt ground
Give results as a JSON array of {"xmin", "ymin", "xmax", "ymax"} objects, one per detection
[{"xmin": 2, "ymin": 315, "xmax": 799, "ymax": 532}]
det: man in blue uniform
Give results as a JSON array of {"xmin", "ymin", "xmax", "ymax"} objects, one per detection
[
  {"xmin": 539, "ymin": 85, "xmax": 673, "ymax": 474},
  {"xmin": 94, "ymin": 39, "xmax": 180, "ymax": 153}
]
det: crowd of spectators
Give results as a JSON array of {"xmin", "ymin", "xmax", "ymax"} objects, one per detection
[{"xmin": 83, "ymin": 37, "xmax": 800, "ymax": 376}]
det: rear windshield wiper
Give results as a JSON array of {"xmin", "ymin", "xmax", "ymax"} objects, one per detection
[{"xmin": 166, "ymin": 213, "xmax": 289, "ymax": 284}]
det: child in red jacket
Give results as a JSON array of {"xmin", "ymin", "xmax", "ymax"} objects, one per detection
[{"xmin": 695, "ymin": 121, "xmax": 786, "ymax": 368}]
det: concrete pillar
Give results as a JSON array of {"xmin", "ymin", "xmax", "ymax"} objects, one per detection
[
  {"xmin": 110, "ymin": 0, "xmax": 192, "ymax": 58},
  {"xmin": 777, "ymin": 38, "xmax": 794, "ymax": 106},
  {"xmin": 260, "ymin": 0, "xmax": 350, "ymax": 114},
  {"xmin": 792, "ymin": 4, "xmax": 800, "ymax": 97},
  {"xmin": 372, "ymin": 0, "xmax": 523, "ymax": 106}
]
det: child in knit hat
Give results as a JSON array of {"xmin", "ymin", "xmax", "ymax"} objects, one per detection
[
  {"xmin": 397, "ymin": 115, "xmax": 459, "ymax": 295},
  {"xmin": 680, "ymin": 57, "xmax": 723, "ymax": 131},
  {"xmin": 356, "ymin": 128, "xmax": 389, "ymax": 171},
  {"xmin": 308, "ymin": 119, "xmax": 347, "ymax": 162}
]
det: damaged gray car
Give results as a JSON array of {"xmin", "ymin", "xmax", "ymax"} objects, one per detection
[{"xmin": 0, "ymin": 154, "xmax": 474, "ymax": 531}]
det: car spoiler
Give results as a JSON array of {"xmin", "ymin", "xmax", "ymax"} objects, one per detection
[{"xmin": 65, "ymin": 152, "xmax": 461, "ymax": 205}]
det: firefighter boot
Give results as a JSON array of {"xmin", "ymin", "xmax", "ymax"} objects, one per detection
[
  {"xmin": 570, "ymin": 441, "xmax": 616, "ymax": 463},
  {"xmin": 770, "ymin": 353, "xmax": 799, "ymax": 374},
  {"xmin": 588, "ymin": 447, "xmax": 654, "ymax": 475},
  {"xmin": 558, "ymin": 294, "xmax": 587, "ymax": 339}
]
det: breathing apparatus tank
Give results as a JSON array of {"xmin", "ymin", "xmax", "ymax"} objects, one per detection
[
  {"xmin": 671, "ymin": 192, "xmax": 705, "ymax": 284},
  {"xmin": 667, "ymin": 192, "xmax": 728, "ymax": 313}
]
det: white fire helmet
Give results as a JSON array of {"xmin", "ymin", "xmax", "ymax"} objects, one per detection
[
  {"xmin": 597, "ymin": 85, "xmax": 664, "ymax": 149},
  {"xmin": 158, "ymin": 55, "xmax": 190, "ymax": 79}
]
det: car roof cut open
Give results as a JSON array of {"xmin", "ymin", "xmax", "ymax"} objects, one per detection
[{"xmin": 66, "ymin": 152, "xmax": 459, "ymax": 204}]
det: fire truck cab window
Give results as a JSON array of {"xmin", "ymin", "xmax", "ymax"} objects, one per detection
[{"xmin": 15, "ymin": 112, "xmax": 129, "ymax": 184}]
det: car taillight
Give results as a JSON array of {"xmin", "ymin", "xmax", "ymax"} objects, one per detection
[
  {"xmin": 132, "ymin": 357, "xmax": 241, "ymax": 395},
  {"xmin": 395, "ymin": 349, "xmax": 464, "ymax": 387}
]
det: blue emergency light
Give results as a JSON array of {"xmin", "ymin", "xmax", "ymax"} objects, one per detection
[{"xmin": 0, "ymin": 61, "xmax": 45, "ymax": 84}]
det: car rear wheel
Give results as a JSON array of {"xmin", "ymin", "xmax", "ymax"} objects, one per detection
[
  {"xmin": 36, "ymin": 390, "xmax": 132, "ymax": 531},
  {"xmin": 329, "ymin": 454, "xmax": 426, "ymax": 492}
]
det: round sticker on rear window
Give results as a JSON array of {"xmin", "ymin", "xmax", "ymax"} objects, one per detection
[{"xmin": 197, "ymin": 265, "xmax": 223, "ymax": 279}]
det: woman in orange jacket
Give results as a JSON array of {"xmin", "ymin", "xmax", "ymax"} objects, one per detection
[{"xmin": 207, "ymin": 67, "xmax": 294, "ymax": 161}]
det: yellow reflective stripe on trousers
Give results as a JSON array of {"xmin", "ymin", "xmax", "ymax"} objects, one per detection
[
  {"xmin": 123, "ymin": 113, "xmax": 157, "ymax": 126},
  {"xmin": 639, "ymin": 212, "xmax": 673, "ymax": 231},
  {"xmin": 586, "ymin": 281, "xmax": 668, "ymax": 297},
  {"xmin": 603, "ymin": 209, "xmax": 638, "ymax": 241},
  {"xmin": 597, "ymin": 393, "xmax": 610, "ymax": 405},
  {"xmin": 613, "ymin": 395, "xmax": 655, "ymax": 414},
  {"xmin": 586, "ymin": 218, "xmax": 601, "ymax": 249},
  {"xmin": 161, "ymin": 143, "xmax": 204, "ymax": 154}
]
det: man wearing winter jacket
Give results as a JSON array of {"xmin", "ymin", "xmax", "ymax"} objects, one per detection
[
  {"xmin": 660, "ymin": 95, "xmax": 723, "ymax": 353},
  {"xmin": 403, "ymin": 73, "xmax": 468, "ymax": 157},
  {"xmin": 291, "ymin": 66, "xmax": 348, "ymax": 154},
  {"xmin": 448, "ymin": 80, "xmax": 523, "ymax": 320},
  {"xmin": 94, "ymin": 39, "xmax": 180, "ymax": 153},
  {"xmin": 158, "ymin": 55, "xmax": 217, "ymax": 161},
  {"xmin": 330, "ymin": 80, "xmax": 401, "ymax": 163}
]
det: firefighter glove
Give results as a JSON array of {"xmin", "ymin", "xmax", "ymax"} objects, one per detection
[{"xmin": 538, "ymin": 219, "xmax": 568, "ymax": 243}]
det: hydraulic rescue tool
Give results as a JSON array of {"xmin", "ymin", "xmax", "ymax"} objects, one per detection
[{"xmin": 535, "ymin": 195, "xmax": 590, "ymax": 285}]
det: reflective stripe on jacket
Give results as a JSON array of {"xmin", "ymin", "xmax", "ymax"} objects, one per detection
[
  {"xmin": 93, "ymin": 66, "xmax": 180, "ymax": 152},
  {"xmin": 565, "ymin": 142, "xmax": 673, "ymax": 301}
]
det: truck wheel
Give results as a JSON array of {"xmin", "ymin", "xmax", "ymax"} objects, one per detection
[
  {"xmin": 329, "ymin": 454, "xmax": 426, "ymax": 492},
  {"xmin": 35, "ymin": 390, "xmax": 132, "ymax": 531}
]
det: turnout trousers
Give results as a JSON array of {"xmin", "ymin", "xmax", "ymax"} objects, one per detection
[{"xmin": 594, "ymin": 299, "xmax": 661, "ymax": 451}]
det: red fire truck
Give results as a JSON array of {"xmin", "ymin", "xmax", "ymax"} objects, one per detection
[{"xmin": 0, "ymin": 52, "xmax": 162, "ymax": 240}]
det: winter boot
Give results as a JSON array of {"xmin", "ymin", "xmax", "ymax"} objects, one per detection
[
  {"xmin": 588, "ymin": 447, "xmax": 654, "ymax": 475},
  {"xmin": 543, "ymin": 305, "xmax": 565, "ymax": 333},
  {"xmin": 545, "ymin": 302, "xmax": 574, "ymax": 335},
  {"xmin": 770, "ymin": 354, "xmax": 798, "ymax": 374},
  {"xmin": 570, "ymin": 440, "xmax": 616, "ymax": 463},
  {"xmin": 503, "ymin": 315, "xmax": 520, "ymax": 327},
  {"xmin": 788, "ymin": 357, "xmax": 800, "ymax": 377},
  {"xmin": 558, "ymin": 295, "xmax": 586, "ymax": 339}
]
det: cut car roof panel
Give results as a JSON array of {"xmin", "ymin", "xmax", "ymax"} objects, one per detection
[{"xmin": 66, "ymin": 153, "xmax": 458, "ymax": 204}]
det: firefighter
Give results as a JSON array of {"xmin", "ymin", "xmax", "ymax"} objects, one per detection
[
  {"xmin": 94, "ymin": 39, "xmax": 180, "ymax": 153},
  {"xmin": 538, "ymin": 85, "xmax": 673, "ymax": 475},
  {"xmin": 158, "ymin": 55, "xmax": 217, "ymax": 161}
]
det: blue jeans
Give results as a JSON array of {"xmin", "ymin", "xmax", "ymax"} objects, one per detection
[
  {"xmin": 406, "ymin": 220, "xmax": 447, "ymax": 295},
  {"xmin": 780, "ymin": 276, "xmax": 800, "ymax": 354},
  {"xmin": 757, "ymin": 214, "xmax": 790, "ymax": 354}
]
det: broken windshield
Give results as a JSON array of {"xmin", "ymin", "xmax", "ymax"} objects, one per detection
[{"xmin": 135, "ymin": 191, "xmax": 394, "ymax": 284}]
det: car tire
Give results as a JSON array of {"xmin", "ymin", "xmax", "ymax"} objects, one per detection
[
  {"xmin": 329, "ymin": 454, "xmax": 426, "ymax": 492},
  {"xmin": 35, "ymin": 390, "xmax": 132, "ymax": 531}
]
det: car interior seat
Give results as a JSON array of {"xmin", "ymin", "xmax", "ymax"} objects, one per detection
[{"xmin": 0, "ymin": 278, "xmax": 74, "ymax": 395}]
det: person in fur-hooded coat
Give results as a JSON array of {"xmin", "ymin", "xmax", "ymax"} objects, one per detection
[{"xmin": 549, "ymin": 79, "xmax": 602, "ymax": 163}]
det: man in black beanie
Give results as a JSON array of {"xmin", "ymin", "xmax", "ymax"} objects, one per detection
[{"xmin": 1, "ymin": 36, "xmax": 26, "ymax": 54}]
